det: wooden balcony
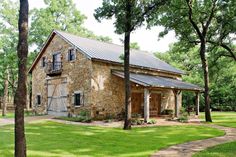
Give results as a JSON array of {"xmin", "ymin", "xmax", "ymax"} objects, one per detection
[{"xmin": 45, "ymin": 62, "xmax": 62, "ymax": 76}]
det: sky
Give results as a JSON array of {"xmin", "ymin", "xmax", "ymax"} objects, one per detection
[{"xmin": 29, "ymin": 0, "xmax": 177, "ymax": 53}]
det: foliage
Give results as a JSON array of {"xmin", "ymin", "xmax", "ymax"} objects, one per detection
[
  {"xmin": 161, "ymin": 109, "xmax": 174, "ymax": 115},
  {"xmin": 156, "ymin": 42, "xmax": 236, "ymax": 111},
  {"xmin": 178, "ymin": 107, "xmax": 189, "ymax": 123},
  {"xmin": 0, "ymin": 121, "xmax": 224, "ymax": 156},
  {"xmin": 95, "ymin": 0, "xmax": 168, "ymax": 129},
  {"xmin": 147, "ymin": 119, "xmax": 157, "ymax": 124},
  {"xmin": 30, "ymin": 0, "xmax": 111, "ymax": 51}
]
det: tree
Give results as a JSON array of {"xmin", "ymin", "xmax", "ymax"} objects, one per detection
[
  {"xmin": 2, "ymin": 69, "xmax": 9, "ymax": 116},
  {"xmin": 30, "ymin": 0, "xmax": 111, "ymax": 51},
  {"xmin": 0, "ymin": 0, "xmax": 19, "ymax": 115},
  {"xmin": 148, "ymin": 0, "xmax": 236, "ymax": 122},
  {"xmin": 156, "ymin": 42, "xmax": 236, "ymax": 112},
  {"xmin": 14, "ymin": 0, "xmax": 28, "ymax": 156},
  {"xmin": 130, "ymin": 42, "xmax": 140, "ymax": 50},
  {"xmin": 95, "ymin": 0, "xmax": 168, "ymax": 129}
]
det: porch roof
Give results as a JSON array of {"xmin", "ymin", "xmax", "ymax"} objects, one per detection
[{"xmin": 112, "ymin": 70, "xmax": 204, "ymax": 91}]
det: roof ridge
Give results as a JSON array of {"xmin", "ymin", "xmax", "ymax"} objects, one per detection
[{"xmin": 54, "ymin": 29, "xmax": 151, "ymax": 54}]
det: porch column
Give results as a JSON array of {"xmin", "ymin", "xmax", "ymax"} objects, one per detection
[
  {"xmin": 195, "ymin": 92, "xmax": 200, "ymax": 116},
  {"xmin": 174, "ymin": 90, "xmax": 179, "ymax": 117},
  {"xmin": 144, "ymin": 88, "xmax": 150, "ymax": 122}
]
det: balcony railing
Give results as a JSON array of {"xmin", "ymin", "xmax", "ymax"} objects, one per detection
[{"xmin": 45, "ymin": 62, "xmax": 62, "ymax": 76}]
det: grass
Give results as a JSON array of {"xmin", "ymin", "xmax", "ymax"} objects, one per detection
[
  {"xmin": 194, "ymin": 112, "xmax": 236, "ymax": 157},
  {"xmin": 0, "ymin": 121, "xmax": 224, "ymax": 157},
  {"xmin": 0, "ymin": 111, "xmax": 41, "ymax": 119},
  {"xmin": 200, "ymin": 111, "xmax": 236, "ymax": 128},
  {"xmin": 193, "ymin": 141, "xmax": 236, "ymax": 157}
]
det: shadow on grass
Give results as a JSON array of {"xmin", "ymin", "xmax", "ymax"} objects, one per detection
[{"xmin": 0, "ymin": 121, "xmax": 224, "ymax": 157}]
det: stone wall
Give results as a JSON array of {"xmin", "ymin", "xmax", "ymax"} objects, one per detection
[
  {"xmin": 32, "ymin": 34, "xmax": 93, "ymax": 115},
  {"xmin": 90, "ymin": 61, "xmax": 182, "ymax": 118},
  {"xmin": 32, "ymin": 34, "xmax": 182, "ymax": 118}
]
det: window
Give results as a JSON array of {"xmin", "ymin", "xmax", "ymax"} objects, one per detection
[
  {"xmin": 52, "ymin": 53, "xmax": 61, "ymax": 70},
  {"xmin": 36, "ymin": 95, "xmax": 41, "ymax": 105},
  {"xmin": 74, "ymin": 93, "xmax": 81, "ymax": 106},
  {"xmin": 68, "ymin": 49, "xmax": 76, "ymax": 61},
  {"xmin": 41, "ymin": 57, "xmax": 46, "ymax": 67},
  {"xmin": 73, "ymin": 91, "xmax": 83, "ymax": 107}
]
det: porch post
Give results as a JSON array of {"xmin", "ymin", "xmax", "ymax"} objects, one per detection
[
  {"xmin": 174, "ymin": 90, "xmax": 179, "ymax": 117},
  {"xmin": 144, "ymin": 88, "xmax": 150, "ymax": 122},
  {"xmin": 195, "ymin": 92, "xmax": 200, "ymax": 116}
]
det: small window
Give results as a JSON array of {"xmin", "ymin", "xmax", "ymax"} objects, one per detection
[
  {"xmin": 41, "ymin": 57, "xmax": 46, "ymax": 67},
  {"xmin": 68, "ymin": 49, "xmax": 76, "ymax": 61},
  {"xmin": 37, "ymin": 95, "xmax": 41, "ymax": 105},
  {"xmin": 74, "ymin": 93, "xmax": 81, "ymax": 106}
]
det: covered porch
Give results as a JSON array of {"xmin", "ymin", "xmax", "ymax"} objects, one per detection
[{"xmin": 112, "ymin": 71, "xmax": 203, "ymax": 122}]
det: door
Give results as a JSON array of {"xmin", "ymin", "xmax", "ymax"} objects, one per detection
[
  {"xmin": 47, "ymin": 79, "xmax": 68, "ymax": 116},
  {"xmin": 150, "ymin": 93, "xmax": 161, "ymax": 117},
  {"xmin": 131, "ymin": 92, "xmax": 143, "ymax": 115}
]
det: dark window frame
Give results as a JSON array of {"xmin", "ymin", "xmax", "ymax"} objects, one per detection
[
  {"xmin": 68, "ymin": 49, "xmax": 76, "ymax": 61},
  {"xmin": 41, "ymin": 57, "xmax": 46, "ymax": 67},
  {"xmin": 36, "ymin": 95, "xmax": 41, "ymax": 105},
  {"xmin": 74, "ymin": 93, "xmax": 81, "ymax": 106}
]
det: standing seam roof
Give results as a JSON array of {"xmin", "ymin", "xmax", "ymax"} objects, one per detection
[{"xmin": 55, "ymin": 30, "xmax": 184, "ymax": 75}]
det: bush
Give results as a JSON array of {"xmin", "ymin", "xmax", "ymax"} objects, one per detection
[
  {"xmin": 131, "ymin": 113, "xmax": 142, "ymax": 118},
  {"xmin": 178, "ymin": 107, "xmax": 189, "ymax": 123},
  {"xmin": 147, "ymin": 119, "xmax": 157, "ymax": 124},
  {"xmin": 161, "ymin": 109, "xmax": 174, "ymax": 115}
]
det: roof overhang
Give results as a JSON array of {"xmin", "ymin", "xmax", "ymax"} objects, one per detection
[{"xmin": 112, "ymin": 70, "xmax": 204, "ymax": 92}]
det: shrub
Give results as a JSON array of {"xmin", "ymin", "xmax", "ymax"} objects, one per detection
[
  {"xmin": 178, "ymin": 107, "xmax": 189, "ymax": 123},
  {"xmin": 131, "ymin": 113, "xmax": 142, "ymax": 118},
  {"xmin": 147, "ymin": 119, "xmax": 157, "ymax": 124},
  {"xmin": 161, "ymin": 109, "xmax": 174, "ymax": 115}
]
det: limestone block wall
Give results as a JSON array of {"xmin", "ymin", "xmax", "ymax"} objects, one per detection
[
  {"xmin": 32, "ymin": 34, "xmax": 183, "ymax": 118},
  {"xmin": 32, "ymin": 34, "xmax": 93, "ymax": 115},
  {"xmin": 90, "ymin": 61, "xmax": 182, "ymax": 118}
]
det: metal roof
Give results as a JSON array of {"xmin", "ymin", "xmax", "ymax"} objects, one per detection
[
  {"xmin": 55, "ymin": 30, "xmax": 184, "ymax": 74},
  {"xmin": 112, "ymin": 70, "xmax": 203, "ymax": 91}
]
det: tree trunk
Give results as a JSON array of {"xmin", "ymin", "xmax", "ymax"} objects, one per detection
[
  {"xmin": 123, "ymin": 0, "xmax": 132, "ymax": 130},
  {"xmin": 123, "ymin": 31, "xmax": 132, "ymax": 130},
  {"xmin": 200, "ymin": 41, "xmax": 212, "ymax": 122},
  {"xmin": 2, "ymin": 69, "xmax": 9, "ymax": 117},
  {"xmin": 14, "ymin": 0, "xmax": 28, "ymax": 157}
]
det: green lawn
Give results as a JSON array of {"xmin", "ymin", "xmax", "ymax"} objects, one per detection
[
  {"xmin": 0, "ymin": 121, "xmax": 224, "ymax": 157},
  {"xmin": 193, "ymin": 141, "xmax": 236, "ymax": 157},
  {"xmin": 200, "ymin": 111, "xmax": 236, "ymax": 128},
  {"xmin": 0, "ymin": 111, "xmax": 37, "ymax": 119},
  {"xmin": 195, "ymin": 112, "xmax": 236, "ymax": 157}
]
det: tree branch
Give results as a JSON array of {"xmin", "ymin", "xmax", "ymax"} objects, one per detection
[
  {"xmin": 185, "ymin": 0, "xmax": 203, "ymax": 40},
  {"xmin": 202, "ymin": 0, "xmax": 217, "ymax": 36},
  {"xmin": 207, "ymin": 40, "xmax": 236, "ymax": 61}
]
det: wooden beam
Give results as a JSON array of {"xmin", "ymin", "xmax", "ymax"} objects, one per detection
[
  {"xmin": 174, "ymin": 90, "xmax": 180, "ymax": 117},
  {"xmin": 195, "ymin": 92, "xmax": 200, "ymax": 116},
  {"xmin": 144, "ymin": 88, "xmax": 150, "ymax": 122}
]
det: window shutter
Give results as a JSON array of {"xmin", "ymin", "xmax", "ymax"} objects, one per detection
[
  {"xmin": 66, "ymin": 51, "xmax": 69, "ymax": 61},
  {"xmin": 73, "ymin": 48, "xmax": 77, "ymax": 60},
  {"xmin": 80, "ymin": 92, "xmax": 84, "ymax": 106},
  {"xmin": 71, "ymin": 93, "xmax": 75, "ymax": 105},
  {"xmin": 40, "ymin": 59, "xmax": 43, "ymax": 67}
]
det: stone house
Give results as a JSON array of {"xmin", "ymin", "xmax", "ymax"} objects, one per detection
[{"xmin": 29, "ymin": 30, "xmax": 203, "ymax": 120}]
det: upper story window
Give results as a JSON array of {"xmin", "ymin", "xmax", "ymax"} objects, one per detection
[
  {"xmin": 52, "ymin": 53, "xmax": 62, "ymax": 71},
  {"xmin": 41, "ymin": 57, "xmax": 46, "ymax": 67},
  {"xmin": 68, "ymin": 49, "xmax": 76, "ymax": 61}
]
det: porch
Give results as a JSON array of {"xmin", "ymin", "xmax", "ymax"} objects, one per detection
[{"xmin": 112, "ymin": 70, "xmax": 204, "ymax": 122}]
